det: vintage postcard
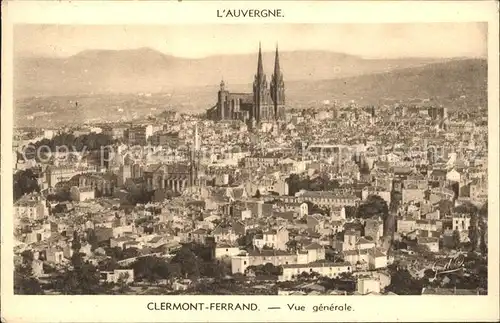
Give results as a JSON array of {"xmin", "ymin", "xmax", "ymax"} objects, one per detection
[{"xmin": 1, "ymin": 1, "xmax": 499, "ymax": 322}]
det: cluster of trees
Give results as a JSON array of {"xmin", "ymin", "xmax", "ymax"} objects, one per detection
[
  {"xmin": 15, "ymin": 240, "xmax": 232, "ymax": 294},
  {"xmin": 103, "ymin": 247, "xmax": 141, "ymax": 262},
  {"xmin": 462, "ymin": 252, "xmax": 488, "ymax": 291},
  {"xmin": 437, "ymin": 267, "xmax": 487, "ymax": 292},
  {"xmin": 389, "ymin": 190, "xmax": 402, "ymax": 212},
  {"xmin": 130, "ymin": 256, "xmax": 180, "ymax": 283},
  {"xmin": 387, "ymin": 253, "xmax": 487, "ymax": 295},
  {"xmin": 420, "ymin": 252, "xmax": 488, "ymax": 293},
  {"xmin": 305, "ymin": 201, "xmax": 330, "ymax": 216},
  {"xmin": 296, "ymin": 271, "xmax": 321, "ymax": 280},
  {"xmin": 14, "ymin": 250, "xmax": 44, "ymax": 295},
  {"xmin": 27, "ymin": 132, "xmax": 115, "ymax": 156},
  {"xmin": 286, "ymin": 174, "xmax": 340, "ymax": 196},
  {"xmin": 385, "ymin": 267, "xmax": 427, "ymax": 295},
  {"xmin": 246, "ymin": 263, "xmax": 283, "ymax": 277},
  {"xmin": 357, "ymin": 195, "xmax": 393, "ymax": 236},
  {"xmin": 318, "ymin": 272, "xmax": 356, "ymax": 292},
  {"xmin": 478, "ymin": 202, "xmax": 488, "ymax": 255},
  {"xmin": 454, "ymin": 201, "xmax": 488, "ymax": 254},
  {"xmin": 237, "ymin": 230, "xmax": 259, "ymax": 248},
  {"xmin": 125, "ymin": 188, "xmax": 155, "ymax": 205},
  {"xmin": 129, "ymin": 243, "xmax": 228, "ymax": 284},
  {"xmin": 13, "ymin": 169, "xmax": 40, "ymax": 201},
  {"xmin": 357, "ymin": 195, "xmax": 389, "ymax": 220},
  {"xmin": 438, "ymin": 200, "xmax": 454, "ymax": 217},
  {"xmin": 411, "ymin": 244, "xmax": 436, "ymax": 261},
  {"xmin": 48, "ymin": 232, "xmax": 106, "ymax": 294},
  {"xmin": 46, "ymin": 191, "xmax": 71, "ymax": 202}
]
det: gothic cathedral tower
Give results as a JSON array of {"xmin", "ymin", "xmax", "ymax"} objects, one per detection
[
  {"xmin": 270, "ymin": 44, "xmax": 285, "ymax": 120},
  {"xmin": 217, "ymin": 79, "xmax": 228, "ymax": 120},
  {"xmin": 253, "ymin": 42, "xmax": 273, "ymax": 124}
]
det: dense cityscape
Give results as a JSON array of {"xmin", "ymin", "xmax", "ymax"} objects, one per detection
[{"xmin": 13, "ymin": 43, "xmax": 488, "ymax": 296}]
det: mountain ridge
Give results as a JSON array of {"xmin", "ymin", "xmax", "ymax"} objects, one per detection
[
  {"xmin": 15, "ymin": 47, "xmax": 456, "ymax": 98},
  {"xmin": 14, "ymin": 58, "xmax": 487, "ymax": 129}
]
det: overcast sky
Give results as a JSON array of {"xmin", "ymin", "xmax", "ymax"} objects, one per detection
[{"xmin": 15, "ymin": 23, "xmax": 487, "ymax": 59}]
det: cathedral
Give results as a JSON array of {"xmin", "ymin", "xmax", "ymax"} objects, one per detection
[{"xmin": 207, "ymin": 43, "xmax": 286, "ymax": 125}]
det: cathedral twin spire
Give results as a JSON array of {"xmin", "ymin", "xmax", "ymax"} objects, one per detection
[
  {"xmin": 217, "ymin": 42, "xmax": 284, "ymax": 124},
  {"xmin": 273, "ymin": 43, "xmax": 281, "ymax": 79},
  {"xmin": 253, "ymin": 42, "xmax": 285, "ymax": 122},
  {"xmin": 255, "ymin": 42, "xmax": 281, "ymax": 83},
  {"xmin": 257, "ymin": 42, "xmax": 265, "ymax": 79}
]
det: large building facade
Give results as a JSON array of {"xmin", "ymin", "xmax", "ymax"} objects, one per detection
[{"xmin": 207, "ymin": 43, "xmax": 286, "ymax": 124}]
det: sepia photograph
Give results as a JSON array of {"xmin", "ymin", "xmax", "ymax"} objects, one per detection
[
  {"xmin": 1, "ymin": 1, "xmax": 499, "ymax": 322},
  {"xmin": 10, "ymin": 22, "xmax": 490, "ymax": 296}
]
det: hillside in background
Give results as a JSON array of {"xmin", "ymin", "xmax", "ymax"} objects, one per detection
[
  {"xmin": 14, "ymin": 58, "xmax": 487, "ymax": 128},
  {"xmin": 286, "ymin": 58, "xmax": 488, "ymax": 108},
  {"xmin": 14, "ymin": 47, "xmax": 448, "ymax": 98}
]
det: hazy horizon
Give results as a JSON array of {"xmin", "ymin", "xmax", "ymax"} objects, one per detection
[
  {"xmin": 15, "ymin": 47, "xmax": 488, "ymax": 61},
  {"xmin": 15, "ymin": 23, "xmax": 487, "ymax": 59}
]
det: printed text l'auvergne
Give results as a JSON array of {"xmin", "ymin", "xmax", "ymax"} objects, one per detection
[{"xmin": 217, "ymin": 9, "xmax": 284, "ymax": 18}]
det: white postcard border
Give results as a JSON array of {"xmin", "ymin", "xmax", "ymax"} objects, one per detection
[{"xmin": 1, "ymin": 1, "xmax": 499, "ymax": 322}]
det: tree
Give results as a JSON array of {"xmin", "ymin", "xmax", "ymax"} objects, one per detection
[
  {"xmin": 385, "ymin": 269, "xmax": 424, "ymax": 295},
  {"xmin": 262, "ymin": 263, "xmax": 282, "ymax": 276},
  {"xmin": 357, "ymin": 195, "xmax": 389, "ymax": 220},
  {"xmin": 389, "ymin": 191, "xmax": 402, "ymax": 212},
  {"xmin": 468, "ymin": 224, "xmax": 479, "ymax": 251},
  {"xmin": 286, "ymin": 174, "xmax": 303, "ymax": 196},
  {"xmin": 128, "ymin": 188, "xmax": 154, "ymax": 205},
  {"xmin": 392, "ymin": 240, "xmax": 408, "ymax": 250},
  {"xmin": 338, "ymin": 271, "xmax": 354, "ymax": 280},
  {"xmin": 200, "ymin": 261, "xmax": 229, "ymax": 279},
  {"xmin": 122, "ymin": 247, "xmax": 140, "ymax": 260},
  {"xmin": 413, "ymin": 244, "xmax": 435, "ymax": 260},
  {"xmin": 188, "ymin": 243, "xmax": 214, "ymax": 262},
  {"xmin": 438, "ymin": 200, "xmax": 454, "ymax": 217},
  {"xmin": 452, "ymin": 230, "xmax": 461, "ymax": 250},
  {"xmin": 344, "ymin": 206, "xmax": 357, "ymax": 219},
  {"xmin": 423, "ymin": 269, "xmax": 436, "ymax": 280},
  {"xmin": 105, "ymin": 246, "xmax": 125, "ymax": 261},
  {"xmin": 310, "ymin": 174, "xmax": 340, "ymax": 191},
  {"xmin": 453, "ymin": 202, "xmax": 478, "ymax": 216},
  {"xmin": 51, "ymin": 233, "xmax": 104, "ymax": 294},
  {"xmin": 86, "ymin": 228, "xmax": 98, "ymax": 251},
  {"xmin": 99, "ymin": 257, "xmax": 119, "ymax": 271},
  {"xmin": 286, "ymin": 173, "xmax": 340, "ymax": 196},
  {"xmin": 305, "ymin": 201, "xmax": 329, "ymax": 216},
  {"xmin": 72, "ymin": 231, "xmax": 82, "ymax": 254},
  {"xmin": 13, "ymin": 169, "xmax": 41, "ymax": 201},
  {"xmin": 30, "ymin": 132, "xmax": 114, "ymax": 154},
  {"xmin": 47, "ymin": 191, "xmax": 71, "ymax": 202},
  {"xmin": 171, "ymin": 246, "xmax": 200, "ymax": 278},
  {"xmin": 478, "ymin": 201, "xmax": 488, "ymax": 255},
  {"xmin": 320, "ymin": 275, "xmax": 356, "ymax": 292},
  {"xmin": 14, "ymin": 250, "xmax": 44, "ymax": 295},
  {"xmin": 253, "ymin": 189, "xmax": 261, "ymax": 198},
  {"xmin": 132, "ymin": 256, "xmax": 184, "ymax": 284},
  {"xmin": 286, "ymin": 240, "xmax": 299, "ymax": 252},
  {"xmin": 298, "ymin": 271, "xmax": 311, "ymax": 280},
  {"xmin": 116, "ymin": 272, "xmax": 131, "ymax": 294},
  {"xmin": 237, "ymin": 231, "xmax": 257, "ymax": 248}
]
